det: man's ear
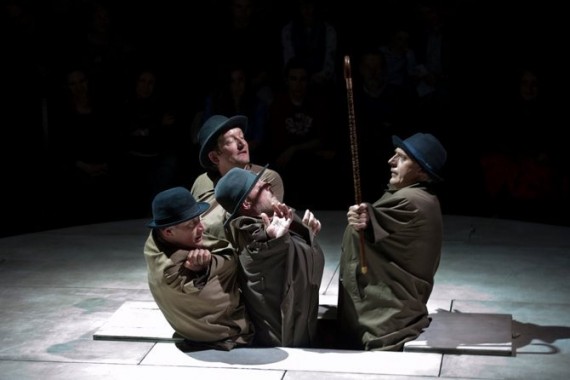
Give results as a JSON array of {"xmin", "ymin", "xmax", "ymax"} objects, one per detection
[
  {"xmin": 242, "ymin": 199, "xmax": 252, "ymax": 211},
  {"xmin": 208, "ymin": 151, "xmax": 219, "ymax": 166},
  {"xmin": 161, "ymin": 226, "xmax": 175, "ymax": 237}
]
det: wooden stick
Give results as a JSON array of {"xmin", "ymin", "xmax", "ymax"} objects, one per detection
[{"xmin": 344, "ymin": 55, "xmax": 367, "ymax": 274}]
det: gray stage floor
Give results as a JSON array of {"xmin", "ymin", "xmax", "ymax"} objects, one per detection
[{"xmin": 1, "ymin": 211, "xmax": 569, "ymax": 379}]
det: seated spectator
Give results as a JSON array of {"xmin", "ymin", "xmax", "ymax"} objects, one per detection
[{"xmin": 266, "ymin": 56, "xmax": 340, "ymax": 208}]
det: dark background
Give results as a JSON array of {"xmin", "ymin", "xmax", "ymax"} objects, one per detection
[{"xmin": 1, "ymin": 0, "xmax": 565, "ymax": 237}]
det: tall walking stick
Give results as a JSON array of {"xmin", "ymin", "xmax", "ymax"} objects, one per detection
[{"xmin": 344, "ymin": 55, "xmax": 367, "ymax": 274}]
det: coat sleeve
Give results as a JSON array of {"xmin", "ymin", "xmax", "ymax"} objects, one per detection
[
  {"xmin": 163, "ymin": 249, "xmax": 209, "ymax": 289},
  {"xmin": 366, "ymin": 192, "xmax": 420, "ymax": 243}
]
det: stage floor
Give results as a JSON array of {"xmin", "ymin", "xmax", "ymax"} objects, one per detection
[{"xmin": 1, "ymin": 211, "xmax": 569, "ymax": 379}]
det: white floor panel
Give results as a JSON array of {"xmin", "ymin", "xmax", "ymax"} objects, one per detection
[{"xmin": 141, "ymin": 343, "xmax": 443, "ymax": 376}]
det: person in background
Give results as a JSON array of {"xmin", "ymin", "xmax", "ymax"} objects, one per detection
[
  {"xmin": 47, "ymin": 65, "xmax": 120, "ymax": 225},
  {"xmin": 266, "ymin": 56, "xmax": 337, "ymax": 208},
  {"xmin": 143, "ymin": 186, "xmax": 254, "ymax": 351},
  {"xmin": 337, "ymin": 132, "xmax": 447, "ymax": 351},
  {"xmin": 117, "ymin": 67, "xmax": 182, "ymax": 217},
  {"xmin": 281, "ymin": 0, "xmax": 338, "ymax": 95}
]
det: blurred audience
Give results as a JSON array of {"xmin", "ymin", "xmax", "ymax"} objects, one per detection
[
  {"xmin": 0, "ymin": 1, "xmax": 561, "ymax": 236},
  {"xmin": 281, "ymin": 0, "xmax": 338, "ymax": 97},
  {"xmin": 116, "ymin": 66, "xmax": 184, "ymax": 217},
  {"xmin": 47, "ymin": 65, "xmax": 121, "ymax": 224},
  {"xmin": 266, "ymin": 56, "xmax": 344, "ymax": 208}
]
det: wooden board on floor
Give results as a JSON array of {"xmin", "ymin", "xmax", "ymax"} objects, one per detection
[
  {"xmin": 93, "ymin": 301, "xmax": 182, "ymax": 342},
  {"xmin": 403, "ymin": 311, "xmax": 513, "ymax": 356}
]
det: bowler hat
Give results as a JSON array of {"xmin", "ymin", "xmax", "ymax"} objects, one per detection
[
  {"xmin": 392, "ymin": 133, "xmax": 447, "ymax": 182},
  {"xmin": 147, "ymin": 187, "xmax": 210, "ymax": 228},
  {"xmin": 198, "ymin": 114, "xmax": 248, "ymax": 169},
  {"xmin": 214, "ymin": 165, "xmax": 268, "ymax": 227}
]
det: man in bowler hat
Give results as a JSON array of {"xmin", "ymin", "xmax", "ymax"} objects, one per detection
[
  {"xmin": 191, "ymin": 114, "xmax": 284, "ymax": 245},
  {"xmin": 337, "ymin": 132, "xmax": 447, "ymax": 351},
  {"xmin": 143, "ymin": 187, "xmax": 253, "ymax": 350},
  {"xmin": 214, "ymin": 166, "xmax": 324, "ymax": 348}
]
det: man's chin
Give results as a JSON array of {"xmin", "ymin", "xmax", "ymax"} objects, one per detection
[
  {"xmin": 389, "ymin": 179, "xmax": 403, "ymax": 189},
  {"xmin": 235, "ymin": 159, "xmax": 250, "ymax": 167}
]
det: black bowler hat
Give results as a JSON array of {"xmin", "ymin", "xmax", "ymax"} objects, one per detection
[
  {"xmin": 198, "ymin": 114, "xmax": 248, "ymax": 169},
  {"xmin": 147, "ymin": 187, "xmax": 210, "ymax": 228},
  {"xmin": 214, "ymin": 165, "xmax": 268, "ymax": 227},
  {"xmin": 392, "ymin": 133, "xmax": 447, "ymax": 182}
]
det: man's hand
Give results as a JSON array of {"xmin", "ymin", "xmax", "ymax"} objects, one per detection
[
  {"xmin": 347, "ymin": 203, "xmax": 369, "ymax": 231},
  {"xmin": 302, "ymin": 209, "xmax": 321, "ymax": 235},
  {"xmin": 261, "ymin": 202, "xmax": 293, "ymax": 239},
  {"xmin": 183, "ymin": 249, "xmax": 212, "ymax": 272}
]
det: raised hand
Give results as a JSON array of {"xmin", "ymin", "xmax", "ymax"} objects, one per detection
[
  {"xmin": 261, "ymin": 202, "xmax": 293, "ymax": 239},
  {"xmin": 302, "ymin": 209, "xmax": 321, "ymax": 235}
]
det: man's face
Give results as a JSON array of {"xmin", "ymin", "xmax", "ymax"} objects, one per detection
[
  {"xmin": 247, "ymin": 180, "xmax": 277, "ymax": 215},
  {"xmin": 210, "ymin": 127, "xmax": 250, "ymax": 174},
  {"xmin": 388, "ymin": 147, "xmax": 426, "ymax": 189},
  {"xmin": 163, "ymin": 217, "xmax": 204, "ymax": 248}
]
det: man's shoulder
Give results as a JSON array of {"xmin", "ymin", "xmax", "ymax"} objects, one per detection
[
  {"xmin": 191, "ymin": 171, "xmax": 217, "ymax": 194},
  {"xmin": 250, "ymin": 163, "xmax": 282, "ymax": 180},
  {"xmin": 230, "ymin": 216, "xmax": 263, "ymax": 236},
  {"xmin": 387, "ymin": 184, "xmax": 439, "ymax": 209},
  {"xmin": 397, "ymin": 184, "xmax": 436, "ymax": 198},
  {"xmin": 202, "ymin": 233, "xmax": 235, "ymax": 253},
  {"xmin": 250, "ymin": 163, "xmax": 284, "ymax": 201},
  {"xmin": 264, "ymin": 168, "xmax": 283, "ymax": 182},
  {"xmin": 143, "ymin": 231, "xmax": 157, "ymax": 254}
]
